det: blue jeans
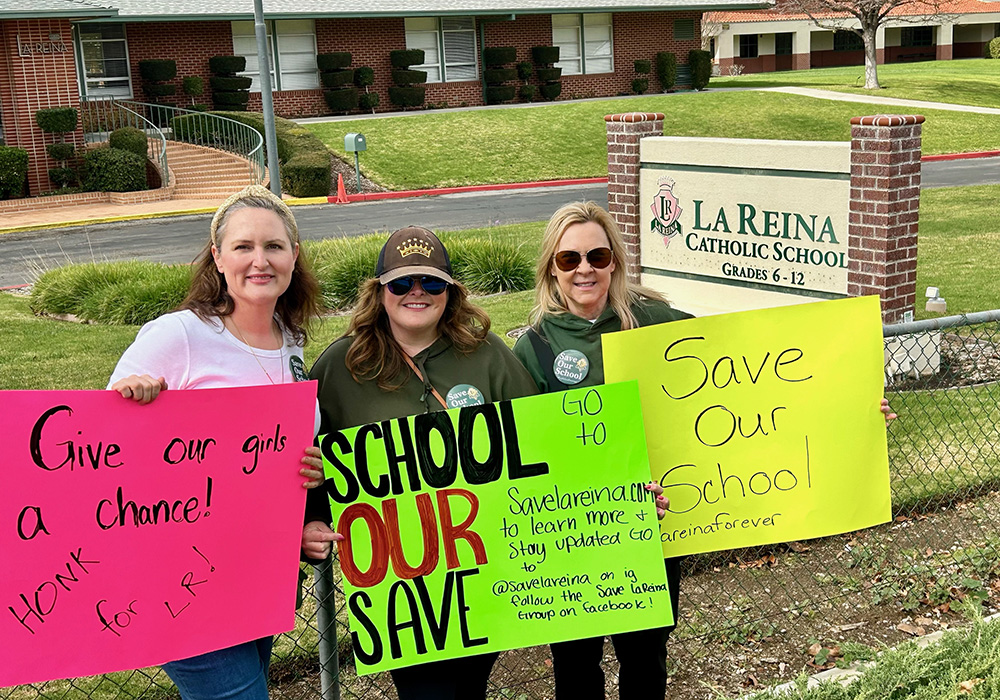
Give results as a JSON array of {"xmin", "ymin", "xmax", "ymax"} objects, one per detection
[{"xmin": 163, "ymin": 637, "xmax": 273, "ymax": 700}]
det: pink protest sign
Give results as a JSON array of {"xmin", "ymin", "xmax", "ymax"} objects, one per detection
[{"xmin": 0, "ymin": 383, "xmax": 316, "ymax": 687}]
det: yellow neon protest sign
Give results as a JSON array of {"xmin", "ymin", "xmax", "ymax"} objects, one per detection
[{"xmin": 603, "ymin": 296, "xmax": 891, "ymax": 557}]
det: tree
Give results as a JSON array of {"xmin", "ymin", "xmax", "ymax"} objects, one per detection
[{"xmin": 782, "ymin": 0, "xmax": 950, "ymax": 89}]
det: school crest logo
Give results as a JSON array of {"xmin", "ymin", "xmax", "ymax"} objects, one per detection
[{"xmin": 650, "ymin": 176, "xmax": 683, "ymax": 247}]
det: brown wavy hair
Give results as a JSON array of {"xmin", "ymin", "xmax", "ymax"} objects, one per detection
[
  {"xmin": 179, "ymin": 197, "xmax": 321, "ymax": 345},
  {"xmin": 344, "ymin": 278, "xmax": 490, "ymax": 390},
  {"xmin": 530, "ymin": 200, "xmax": 667, "ymax": 331}
]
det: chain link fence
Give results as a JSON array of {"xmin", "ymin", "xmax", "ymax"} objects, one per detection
[{"xmin": 6, "ymin": 311, "xmax": 1000, "ymax": 700}]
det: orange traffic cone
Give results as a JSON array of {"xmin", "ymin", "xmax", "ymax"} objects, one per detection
[{"xmin": 335, "ymin": 173, "xmax": 349, "ymax": 204}]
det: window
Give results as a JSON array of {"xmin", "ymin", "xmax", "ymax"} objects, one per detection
[
  {"xmin": 77, "ymin": 23, "xmax": 131, "ymax": 97},
  {"xmin": 833, "ymin": 31, "xmax": 863, "ymax": 51},
  {"xmin": 739, "ymin": 34, "xmax": 758, "ymax": 59},
  {"xmin": 552, "ymin": 13, "xmax": 613, "ymax": 75},
  {"xmin": 674, "ymin": 18, "xmax": 695, "ymax": 41},
  {"xmin": 901, "ymin": 26, "xmax": 933, "ymax": 47},
  {"xmin": 231, "ymin": 19, "xmax": 319, "ymax": 91},
  {"xmin": 404, "ymin": 17, "xmax": 478, "ymax": 83},
  {"xmin": 775, "ymin": 33, "xmax": 793, "ymax": 55}
]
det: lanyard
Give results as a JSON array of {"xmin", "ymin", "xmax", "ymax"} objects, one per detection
[{"xmin": 401, "ymin": 353, "xmax": 448, "ymax": 410}]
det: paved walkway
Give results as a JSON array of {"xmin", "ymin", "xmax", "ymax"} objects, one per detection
[{"xmin": 1, "ymin": 87, "xmax": 996, "ymax": 236}]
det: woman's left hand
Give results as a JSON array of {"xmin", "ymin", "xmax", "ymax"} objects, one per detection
[
  {"xmin": 880, "ymin": 398, "xmax": 897, "ymax": 426},
  {"xmin": 645, "ymin": 482, "xmax": 669, "ymax": 520},
  {"xmin": 300, "ymin": 446, "xmax": 324, "ymax": 489}
]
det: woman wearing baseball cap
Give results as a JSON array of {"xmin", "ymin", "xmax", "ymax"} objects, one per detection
[{"xmin": 308, "ymin": 225, "xmax": 537, "ymax": 699}]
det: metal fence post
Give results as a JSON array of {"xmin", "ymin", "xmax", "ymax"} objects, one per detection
[{"xmin": 313, "ymin": 558, "xmax": 341, "ymax": 700}]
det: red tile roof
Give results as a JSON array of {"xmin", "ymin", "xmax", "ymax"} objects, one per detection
[{"xmin": 707, "ymin": 0, "xmax": 1000, "ymax": 23}]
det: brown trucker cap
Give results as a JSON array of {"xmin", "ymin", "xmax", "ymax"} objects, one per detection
[{"xmin": 375, "ymin": 226, "xmax": 455, "ymax": 284}]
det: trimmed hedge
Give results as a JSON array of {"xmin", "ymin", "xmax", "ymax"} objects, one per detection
[
  {"xmin": 209, "ymin": 76, "xmax": 253, "ymax": 91},
  {"xmin": 519, "ymin": 84, "xmax": 536, "ymax": 101},
  {"xmin": 213, "ymin": 90, "xmax": 251, "ymax": 105},
  {"xmin": 388, "ymin": 86, "xmax": 426, "ymax": 108},
  {"xmin": 359, "ymin": 92, "xmax": 380, "ymax": 110},
  {"xmin": 48, "ymin": 167, "xmax": 77, "ymax": 188},
  {"xmin": 483, "ymin": 46, "xmax": 516, "ymax": 66},
  {"xmin": 139, "ymin": 59, "xmax": 176, "ymax": 82},
  {"xmin": 35, "ymin": 107, "xmax": 78, "ymax": 134},
  {"xmin": 484, "ymin": 68, "xmax": 517, "ymax": 84},
  {"xmin": 390, "ymin": 49, "xmax": 424, "ymax": 69},
  {"xmin": 656, "ymin": 52, "xmax": 677, "ymax": 91},
  {"xmin": 539, "ymin": 82, "xmax": 562, "ymax": 100},
  {"xmin": 517, "ymin": 61, "xmax": 533, "ymax": 81},
  {"xmin": 84, "ymin": 147, "xmax": 147, "ymax": 192},
  {"xmin": 391, "ymin": 69, "xmax": 428, "ymax": 86},
  {"xmin": 0, "ymin": 146, "xmax": 28, "ymax": 199},
  {"xmin": 182, "ymin": 76, "xmax": 204, "ymax": 97},
  {"xmin": 688, "ymin": 50, "xmax": 712, "ymax": 90},
  {"xmin": 631, "ymin": 78, "xmax": 649, "ymax": 94},
  {"xmin": 317, "ymin": 52, "xmax": 352, "ymax": 70},
  {"xmin": 634, "ymin": 59, "xmax": 652, "ymax": 74},
  {"xmin": 321, "ymin": 70, "xmax": 355, "ymax": 88},
  {"xmin": 46, "ymin": 142, "xmax": 75, "ymax": 161},
  {"xmin": 324, "ymin": 88, "xmax": 359, "ymax": 112},
  {"xmin": 109, "ymin": 127, "xmax": 148, "ymax": 156},
  {"xmin": 531, "ymin": 46, "xmax": 559, "ymax": 65},
  {"xmin": 145, "ymin": 83, "xmax": 177, "ymax": 98},
  {"xmin": 535, "ymin": 67, "xmax": 562, "ymax": 83},
  {"xmin": 486, "ymin": 86, "xmax": 516, "ymax": 103},
  {"xmin": 354, "ymin": 66, "xmax": 375, "ymax": 87},
  {"xmin": 209, "ymin": 55, "xmax": 246, "ymax": 74}
]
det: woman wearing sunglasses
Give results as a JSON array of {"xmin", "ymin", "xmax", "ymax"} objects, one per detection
[
  {"xmin": 512, "ymin": 201, "xmax": 692, "ymax": 700},
  {"xmin": 308, "ymin": 225, "xmax": 537, "ymax": 700}
]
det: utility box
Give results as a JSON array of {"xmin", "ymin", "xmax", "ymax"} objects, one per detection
[{"xmin": 344, "ymin": 133, "xmax": 367, "ymax": 152}]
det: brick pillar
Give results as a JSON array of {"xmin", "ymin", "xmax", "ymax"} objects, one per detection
[
  {"xmin": 848, "ymin": 114, "xmax": 923, "ymax": 324},
  {"xmin": 605, "ymin": 112, "xmax": 664, "ymax": 284}
]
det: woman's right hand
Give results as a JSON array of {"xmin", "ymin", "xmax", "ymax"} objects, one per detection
[
  {"xmin": 302, "ymin": 520, "xmax": 343, "ymax": 560},
  {"xmin": 111, "ymin": 374, "xmax": 168, "ymax": 405}
]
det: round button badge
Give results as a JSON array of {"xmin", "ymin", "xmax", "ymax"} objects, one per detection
[
  {"xmin": 288, "ymin": 355, "xmax": 308, "ymax": 382},
  {"xmin": 553, "ymin": 349, "xmax": 590, "ymax": 385},
  {"xmin": 446, "ymin": 384, "xmax": 485, "ymax": 408}
]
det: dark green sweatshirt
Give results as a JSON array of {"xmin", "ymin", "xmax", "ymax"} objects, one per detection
[{"xmin": 512, "ymin": 298, "xmax": 694, "ymax": 393}]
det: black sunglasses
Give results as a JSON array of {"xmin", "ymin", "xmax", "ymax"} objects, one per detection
[
  {"xmin": 553, "ymin": 247, "xmax": 613, "ymax": 272},
  {"xmin": 384, "ymin": 275, "xmax": 449, "ymax": 296}
]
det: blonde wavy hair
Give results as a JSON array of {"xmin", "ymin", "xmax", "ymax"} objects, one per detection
[
  {"xmin": 530, "ymin": 201, "xmax": 666, "ymax": 330},
  {"xmin": 344, "ymin": 278, "xmax": 491, "ymax": 390}
]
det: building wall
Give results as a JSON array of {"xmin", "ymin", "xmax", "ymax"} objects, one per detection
[{"xmin": 0, "ymin": 19, "xmax": 83, "ymax": 196}]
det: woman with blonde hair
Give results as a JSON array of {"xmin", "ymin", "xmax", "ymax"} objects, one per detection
[
  {"xmin": 109, "ymin": 184, "xmax": 338, "ymax": 700},
  {"xmin": 308, "ymin": 225, "xmax": 537, "ymax": 699},
  {"xmin": 513, "ymin": 200, "xmax": 690, "ymax": 700}
]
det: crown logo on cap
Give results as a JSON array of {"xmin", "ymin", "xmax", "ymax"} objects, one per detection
[{"xmin": 397, "ymin": 237, "xmax": 433, "ymax": 258}]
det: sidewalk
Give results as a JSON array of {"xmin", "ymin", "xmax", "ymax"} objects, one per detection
[{"xmin": 1, "ymin": 87, "xmax": 997, "ymax": 236}]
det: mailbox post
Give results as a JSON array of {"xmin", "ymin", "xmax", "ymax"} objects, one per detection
[{"xmin": 344, "ymin": 133, "xmax": 366, "ymax": 194}]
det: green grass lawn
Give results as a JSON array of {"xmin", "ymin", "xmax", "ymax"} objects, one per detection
[
  {"xmin": 712, "ymin": 59, "xmax": 1000, "ymax": 109},
  {"xmin": 307, "ymin": 78, "xmax": 999, "ymax": 190}
]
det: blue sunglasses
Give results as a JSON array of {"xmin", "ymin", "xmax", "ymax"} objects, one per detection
[{"xmin": 385, "ymin": 275, "xmax": 449, "ymax": 296}]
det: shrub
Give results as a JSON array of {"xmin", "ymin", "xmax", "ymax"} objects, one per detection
[
  {"xmin": 0, "ymin": 146, "xmax": 28, "ymax": 199},
  {"xmin": 391, "ymin": 69, "xmax": 428, "ymax": 86},
  {"xmin": 109, "ymin": 126, "xmax": 149, "ymax": 156},
  {"xmin": 46, "ymin": 142, "xmax": 75, "ymax": 161},
  {"xmin": 139, "ymin": 59, "xmax": 177, "ymax": 82},
  {"xmin": 145, "ymin": 83, "xmax": 177, "ymax": 98},
  {"xmin": 83, "ymin": 147, "xmax": 147, "ymax": 192},
  {"xmin": 439, "ymin": 236, "xmax": 533, "ymax": 294},
  {"xmin": 308, "ymin": 234, "xmax": 386, "ymax": 309},
  {"xmin": 531, "ymin": 46, "xmax": 559, "ymax": 65},
  {"xmin": 390, "ymin": 49, "xmax": 424, "ymax": 69},
  {"xmin": 631, "ymin": 77, "xmax": 649, "ymax": 95},
  {"xmin": 688, "ymin": 50, "xmax": 712, "ymax": 90},
  {"xmin": 388, "ymin": 86, "xmax": 426, "ymax": 108},
  {"xmin": 209, "ymin": 55, "xmax": 246, "ymax": 75},
  {"xmin": 989, "ymin": 37, "xmax": 1000, "ymax": 59},
  {"xmin": 182, "ymin": 76, "xmax": 204, "ymax": 97},
  {"xmin": 317, "ymin": 52, "xmax": 352, "ymax": 71},
  {"xmin": 538, "ymin": 82, "xmax": 562, "ymax": 100},
  {"xmin": 213, "ymin": 90, "xmax": 251, "ymax": 105},
  {"xmin": 484, "ymin": 68, "xmax": 517, "ymax": 84},
  {"xmin": 210, "ymin": 76, "xmax": 253, "ymax": 91},
  {"xmin": 354, "ymin": 66, "xmax": 375, "ymax": 87},
  {"xmin": 321, "ymin": 70, "xmax": 355, "ymax": 88},
  {"xmin": 323, "ymin": 88, "xmax": 360, "ymax": 112},
  {"xmin": 359, "ymin": 92, "xmax": 380, "ymax": 110},
  {"xmin": 519, "ymin": 84, "xmax": 536, "ymax": 101},
  {"xmin": 517, "ymin": 61, "xmax": 533, "ymax": 81},
  {"xmin": 35, "ymin": 107, "xmax": 78, "ymax": 134},
  {"xmin": 535, "ymin": 67, "xmax": 562, "ymax": 82},
  {"xmin": 656, "ymin": 52, "xmax": 677, "ymax": 91},
  {"xmin": 634, "ymin": 59, "xmax": 652, "ymax": 74},
  {"xmin": 486, "ymin": 86, "xmax": 516, "ymax": 104},
  {"xmin": 483, "ymin": 46, "xmax": 516, "ymax": 66},
  {"xmin": 48, "ymin": 167, "xmax": 78, "ymax": 188}
]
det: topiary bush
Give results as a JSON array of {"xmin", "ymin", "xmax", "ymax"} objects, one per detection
[
  {"xmin": 389, "ymin": 49, "xmax": 426, "ymax": 109},
  {"xmin": 182, "ymin": 76, "xmax": 204, "ymax": 106},
  {"xmin": 46, "ymin": 142, "xmax": 75, "ymax": 161},
  {"xmin": 139, "ymin": 59, "xmax": 177, "ymax": 104},
  {"xmin": 317, "ymin": 52, "xmax": 352, "ymax": 71},
  {"xmin": 656, "ymin": 52, "xmax": 677, "ymax": 92},
  {"xmin": 483, "ymin": 46, "xmax": 517, "ymax": 105},
  {"xmin": 109, "ymin": 126, "xmax": 148, "ymax": 157},
  {"xmin": 321, "ymin": 70, "xmax": 355, "ymax": 88},
  {"xmin": 988, "ymin": 37, "xmax": 1000, "ymax": 59},
  {"xmin": 318, "ymin": 52, "xmax": 359, "ymax": 114},
  {"xmin": 209, "ymin": 55, "xmax": 245, "ymax": 74},
  {"xmin": 486, "ymin": 86, "xmax": 516, "ymax": 103},
  {"xmin": 83, "ymin": 147, "xmax": 147, "ymax": 192},
  {"xmin": 519, "ymin": 84, "xmax": 536, "ymax": 102},
  {"xmin": 531, "ymin": 46, "xmax": 559, "ymax": 65},
  {"xmin": 36, "ymin": 107, "xmax": 79, "ymax": 190},
  {"xmin": 48, "ymin": 167, "xmax": 77, "ymax": 188},
  {"xmin": 323, "ymin": 88, "xmax": 360, "ymax": 112},
  {"xmin": 35, "ymin": 107, "xmax": 78, "ymax": 134},
  {"xmin": 391, "ymin": 69, "xmax": 428, "ymax": 85},
  {"xmin": 538, "ymin": 82, "xmax": 562, "ymax": 100},
  {"xmin": 0, "ymin": 146, "xmax": 28, "ymax": 199},
  {"xmin": 355, "ymin": 66, "xmax": 378, "ymax": 112},
  {"xmin": 210, "ymin": 76, "xmax": 253, "ymax": 91},
  {"xmin": 210, "ymin": 55, "xmax": 250, "ymax": 112},
  {"xmin": 390, "ymin": 49, "xmax": 424, "ymax": 69},
  {"xmin": 688, "ymin": 49, "xmax": 712, "ymax": 90},
  {"xmin": 359, "ymin": 92, "xmax": 380, "ymax": 111},
  {"xmin": 535, "ymin": 67, "xmax": 562, "ymax": 83},
  {"xmin": 532, "ymin": 46, "xmax": 561, "ymax": 101}
]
